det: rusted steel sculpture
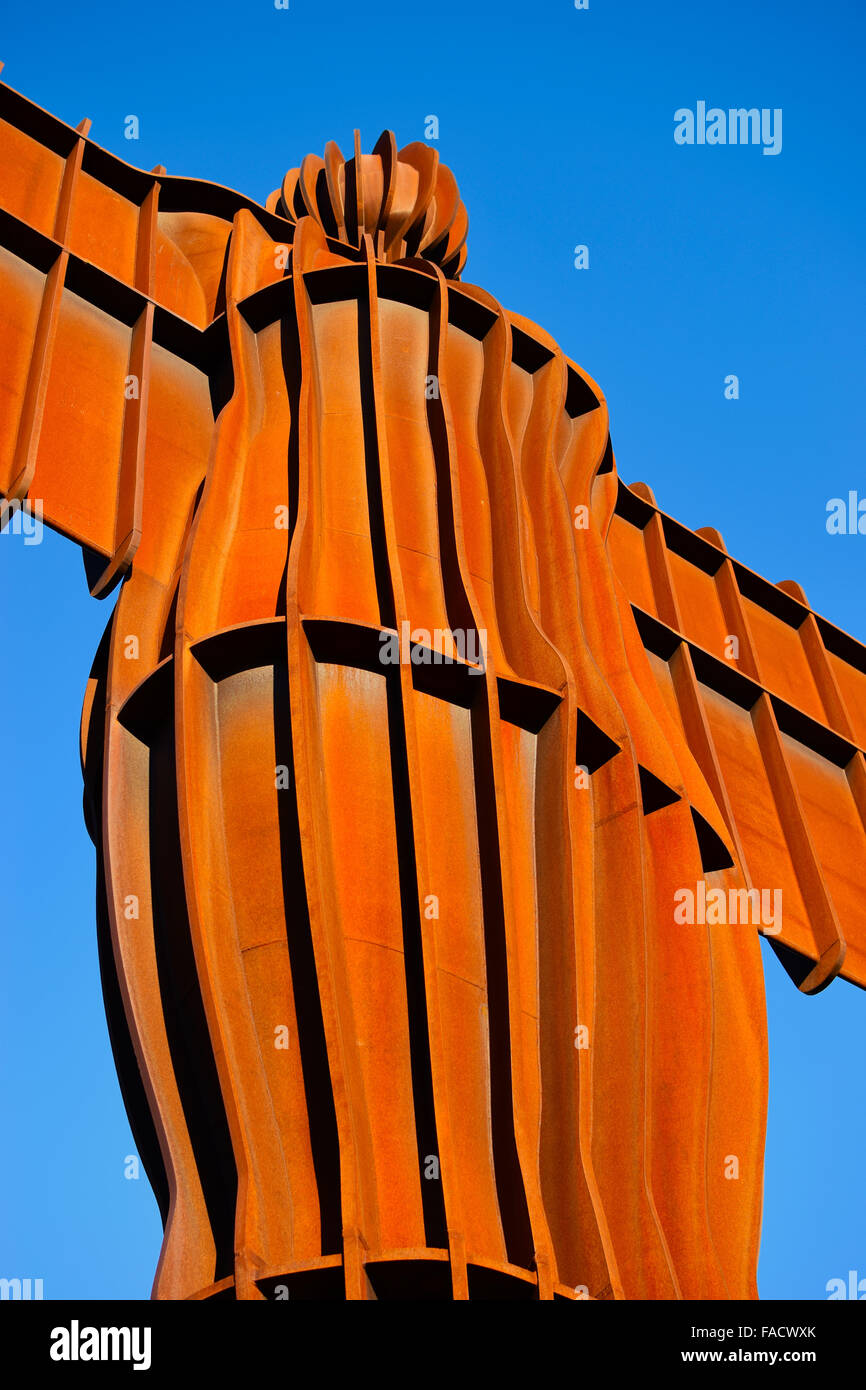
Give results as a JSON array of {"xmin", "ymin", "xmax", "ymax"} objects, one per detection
[{"xmin": 1, "ymin": 75, "xmax": 864, "ymax": 1302}]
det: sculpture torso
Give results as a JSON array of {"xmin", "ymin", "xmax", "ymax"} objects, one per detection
[
  {"xmin": 78, "ymin": 138, "xmax": 767, "ymax": 1300},
  {"xmin": 0, "ymin": 98, "xmax": 774, "ymax": 1300}
]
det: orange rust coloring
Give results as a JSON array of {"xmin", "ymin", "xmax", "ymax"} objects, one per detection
[{"xmin": 1, "ymin": 80, "xmax": 863, "ymax": 1301}]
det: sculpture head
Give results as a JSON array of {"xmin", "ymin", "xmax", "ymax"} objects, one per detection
[{"xmin": 268, "ymin": 130, "xmax": 468, "ymax": 278}]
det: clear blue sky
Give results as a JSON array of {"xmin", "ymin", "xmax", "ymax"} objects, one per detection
[{"xmin": 1, "ymin": 0, "xmax": 864, "ymax": 1300}]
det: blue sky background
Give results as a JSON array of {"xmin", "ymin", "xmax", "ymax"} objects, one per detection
[{"xmin": 0, "ymin": 0, "xmax": 863, "ymax": 1299}]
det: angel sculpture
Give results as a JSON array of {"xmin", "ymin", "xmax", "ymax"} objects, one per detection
[{"xmin": 1, "ymin": 76, "xmax": 864, "ymax": 1301}]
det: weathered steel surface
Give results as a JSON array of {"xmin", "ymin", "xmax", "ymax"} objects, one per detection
[{"xmin": 1, "ymin": 77, "xmax": 863, "ymax": 1301}]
